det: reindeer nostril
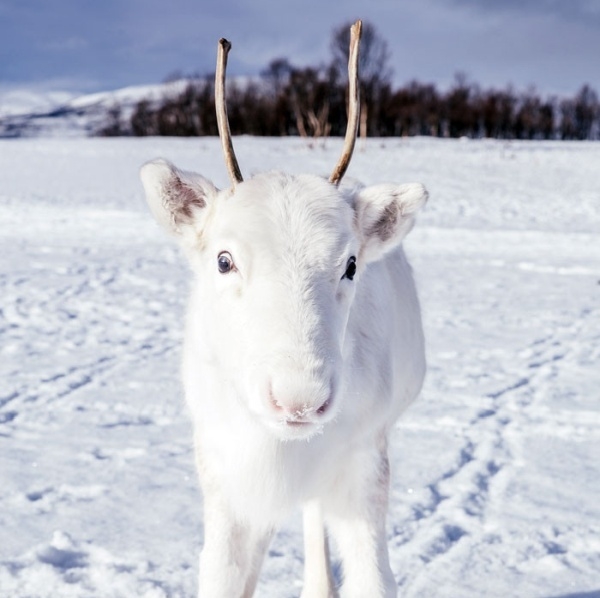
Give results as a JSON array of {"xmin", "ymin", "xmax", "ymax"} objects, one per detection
[
  {"xmin": 316, "ymin": 397, "xmax": 331, "ymax": 415},
  {"xmin": 316, "ymin": 381, "xmax": 336, "ymax": 416},
  {"xmin": 269, "ymin": 383, "xmax": 283, "ymax": 412}
]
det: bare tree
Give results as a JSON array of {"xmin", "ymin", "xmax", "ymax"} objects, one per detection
[
  {"xmin": 98, "ymin": 103, "xmax": 124, "ymax": 136},
  {"xmin": 514, "ymin": 89, "xmax": 542, "ymax": 140},
  {"xmin": 261, "ymin": 58, "xmax": 293, "ymax": 98},
  {"xmin": 560, "ymin": 98, "xmax": 577, "ymax": 140},
  {"xmin": 387, "ymin": 81, "xmax": 440, "ymax": 137},
  {"xmin": 288, "ymin": 66, "xmax": 331, "ymax": 141},
  {"xmin": 479, "ymin": 89, "xmax": 517, "ymax": 139},
  {"xmin": 573, "ymin": 84, "xmax": 598, "ymax": 140},
  {"xmin": 444, "ymin": 73, "xmax": 480, "ymax": 138},
  {"xmin": 126, "ymin": 45, "xmax": 598, "ymax": 141},
  {"xmin": 131, "ymin": 99, "xmax": 156, "ymax": 136},
  {"xmin": 260, "ymin": 59, "xmax": 297, "ymax": 136}
]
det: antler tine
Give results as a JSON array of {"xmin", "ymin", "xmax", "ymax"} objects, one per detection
[
  {"xmin": 329, "ymin": 20, "xmax": 362, "ymax": 186},
  {"xmin": 216, "ymin": 38, "xmax": 243, "ymax": 186}
]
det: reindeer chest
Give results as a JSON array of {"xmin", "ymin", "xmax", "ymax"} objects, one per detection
[{"xmin": 197, "ymin": 415, "xmax": 342, "ymax": 521}]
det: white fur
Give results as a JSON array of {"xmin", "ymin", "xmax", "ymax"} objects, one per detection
[{"xmin": 140, "ymin": 161, "xmax": 428, "ymax": 597}]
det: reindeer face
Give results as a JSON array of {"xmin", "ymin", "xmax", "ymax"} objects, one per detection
[
  {"xmin": 141, "ymin": 161, "xmax": 427, "ymax": 440},
  {"xmin": 202, "ymin": 174, "xmax": 358, "ymax": 439}
]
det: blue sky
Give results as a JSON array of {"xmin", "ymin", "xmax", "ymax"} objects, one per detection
[{"xmin": 1, "ymin": 0, "xmax": 599, "ymax": 96}]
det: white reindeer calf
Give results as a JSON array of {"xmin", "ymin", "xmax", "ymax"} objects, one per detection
[{"xmin": 140, "ymin": 21, "xmax": 427, "ymax": 598}]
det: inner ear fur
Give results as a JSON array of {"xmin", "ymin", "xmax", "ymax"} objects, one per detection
[
  {"xmin": 355, "ymin": 183, "xmax": 428, "ymax": 263},
  {"xmin": 140, "ymin": 158, "xmax": 218, "ymax": 236}
]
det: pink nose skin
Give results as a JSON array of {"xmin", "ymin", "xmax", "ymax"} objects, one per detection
[{"xmin": 268, "ymin": 380, "xmax": 334, "ymax": 423}]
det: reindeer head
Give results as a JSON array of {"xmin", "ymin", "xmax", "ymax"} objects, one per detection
[{"xmin": 140, "ymin": 22, "xmax": 427, "ymax": 440}]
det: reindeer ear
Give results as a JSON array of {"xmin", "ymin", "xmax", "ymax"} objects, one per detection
[
  {"xmin": 140, "ymin": 158, "xmax": 218, "ymax": 236},
  {"xmin": 354, "ymin": 183, "xmax": 428, "ymax": 263}
]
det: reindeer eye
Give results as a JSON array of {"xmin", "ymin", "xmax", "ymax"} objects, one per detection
[
  {"xmin": 342, "ymin": 256, "xmax": 357, "ymax": 281},
  {"xmin": 217, "ymin": 251, "xmax": 234, "ymax": 274}
]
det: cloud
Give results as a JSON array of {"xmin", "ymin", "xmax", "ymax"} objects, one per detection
[
  {"xmin": 0, "ymin": 0, "xmax": 599, "ymax": 95},
  {"xmin": 41, "ymin": 37, "xmax": 89, "ymax": 52},
  {"xmin": 444, "ymin": 0, "xmax": 600, "ymax": 24}
]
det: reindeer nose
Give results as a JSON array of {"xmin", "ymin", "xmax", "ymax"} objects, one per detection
[{"xmin": 268, "ymin": 378, "xmax": 334, "ymax": 420}]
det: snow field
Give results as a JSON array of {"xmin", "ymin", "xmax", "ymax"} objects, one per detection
[{"xmin": 1, "ymin": 137, "xmax": 599, "ymax": 597}]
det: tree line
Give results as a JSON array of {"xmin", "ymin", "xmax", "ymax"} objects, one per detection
[{"xmin": 101, "ymin": 22, "xmax": 600, "ymax": 141}]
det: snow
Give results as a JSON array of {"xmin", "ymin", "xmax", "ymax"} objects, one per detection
[
  {"xmin": 0, "ymin": 89, "xmax": 77, "ymax": 118},
  {"xmin": 1, "ymin": 136, "xmax": 599, "ymax": 597},
  {"xmin": 0, "ymin": 79, "xmax": 256, "ymax": 138},
  {"xmin": 0, "ymin": 81, "xmax": 189, "ymax": 138}
]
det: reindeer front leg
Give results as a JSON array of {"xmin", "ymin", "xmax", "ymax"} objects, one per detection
[
  {"xmin": 301, "ymin": 499, "xmax": 337, "ymax": 598},
  {"xmin": 325, "ymin": 440, "xmax": 397, "ymax": 598},
  {"xmin": 198, "ymin": 482, "xmax": 272, "ymax": 598}
]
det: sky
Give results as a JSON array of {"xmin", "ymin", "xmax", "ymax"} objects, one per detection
[{"xmin": 1, "ymin": 0, "xmax": 600, "ymax": 97}]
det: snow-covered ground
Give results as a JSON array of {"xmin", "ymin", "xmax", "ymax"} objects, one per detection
[{"xmin": 1, "ymin": 137, "xmax": 599, "ymax": 597}]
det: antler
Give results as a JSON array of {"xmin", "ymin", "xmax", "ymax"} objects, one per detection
[
  {"xmin": 329, "ymin": 20, "xmax": 362, "ymax": 186},
  {"xmin": 216, "ymin": 38, "xmax": 243, "ymax": 186},
  {"xmin": 216, "ymin": 23, "xmax": 361, "ymax": 187}
]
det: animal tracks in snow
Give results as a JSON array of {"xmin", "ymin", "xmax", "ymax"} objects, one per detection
[
  {"xmin": 0, "ymin": 241, "xmax": 184, "ymax": 427},
  {"xmin": 2, "ymin": 138, "xmax": 600, "ymax": 597},
  {"xmin": 390, "ymin": 225, "xmax": 600, "ymax": 596}
]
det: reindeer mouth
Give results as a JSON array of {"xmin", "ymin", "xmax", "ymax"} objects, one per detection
[
  {"xmin": 264, "ymin": 416, "xmax": 324, "ymax": 441},
  {"xmin": 285, "ymin": 419, "xmax": 311, "ymax": 427}
]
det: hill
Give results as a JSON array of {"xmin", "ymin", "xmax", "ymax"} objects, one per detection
[{"xmin": 0, "ymin": 82, "xmax": 187, "ymax": 138}]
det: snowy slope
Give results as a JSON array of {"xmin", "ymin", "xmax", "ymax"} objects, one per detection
[
  {"xmin": 0, "ymin": 78, "xmax": 258, "ymax": 139},
  {"xmin": 0, "ymin": 82, "xmax": 188, "ymax": 138},
  {"xmin": 1, "ymin": 137, "xmax": 599, "ymax": 597},
  {"xmin": 0, "ymin": 89, "xmax": 77, "ymax": 118}
]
